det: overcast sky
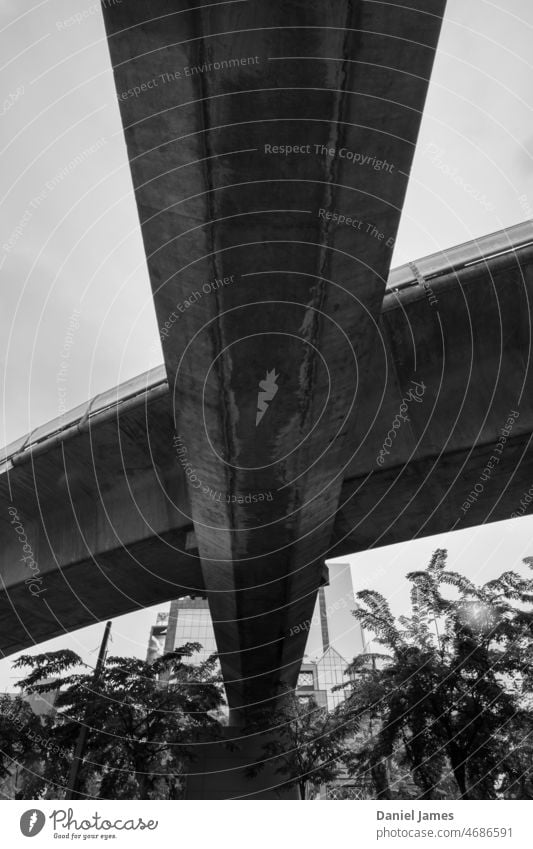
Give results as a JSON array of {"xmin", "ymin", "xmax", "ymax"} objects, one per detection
[{"xmin": 1, "ymin": 0, "xmax": 532, "ymax": 690}]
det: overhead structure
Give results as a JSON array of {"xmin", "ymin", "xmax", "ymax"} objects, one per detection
[
  {"xmin": 3, "ymin": 216, "xmax": 533, "ymax": 795},
  {"xmin": 5, "ymin": 223, "xmax": 531, "ymax": 664},
  {"xmin": 98, "ymin": 0, "xmax": 448, "ymax": 715}
]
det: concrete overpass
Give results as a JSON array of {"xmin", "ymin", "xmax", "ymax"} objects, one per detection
[
  {"xmin": 2, "ymin": 222, "xmax": 532, "ymax": 658},
  {"xmin": 97, "ymin": 0, "xmax": 448, "ymax": 718},
  {"xmin": 332, "ymin": 220, "xmax": 533, "ymax": 554}
]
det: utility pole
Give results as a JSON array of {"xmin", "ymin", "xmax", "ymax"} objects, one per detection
[{"xmin": 65, "ymin": 620, "xmax": 112, "ymax": 799}]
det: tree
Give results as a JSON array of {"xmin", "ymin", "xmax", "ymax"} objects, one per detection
[
  {"xmin": 341, "ymin": 549, "xmax": 533, "ymax": 799},
  {"xmin": 12, "ymin": 643, "xmax": 225, "ymax": 799},
  {"xmin": 0, "ymin": 694, "xmax": 48, "ymax": 799},
  {"xmin": 246, "ymin": 692, "xmax": 357, "ymax": 799}
]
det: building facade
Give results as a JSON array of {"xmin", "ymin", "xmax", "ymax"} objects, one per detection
[
  {"xmin": 164, "ymin": 597, "xmax": 218, "ymax": 663},
  {"xmin": 146, "ymin": 597, "xmax": 218, "ymax": 665},
  {"xmin": 294, "ymin": 561, "xmax": 367, "ymax": 709}
]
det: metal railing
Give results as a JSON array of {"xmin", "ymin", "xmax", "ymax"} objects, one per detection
[{"xmin": 387, "ymin": 220, "xmax": 533, "ymax": 292}]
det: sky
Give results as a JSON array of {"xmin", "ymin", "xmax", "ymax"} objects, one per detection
[{"xmin": 0, "ymin": 0, "xmax": 532, "ymax": 690}]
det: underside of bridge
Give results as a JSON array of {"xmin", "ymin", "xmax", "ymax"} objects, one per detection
[
  {"xmin": 12, "ymin": 0, "xmax": 533, "ymax": 798},
  {"xmin": 2, "ymin": 222, "xmax": 533, "ymax": 793},
  {"xmin": 2, "ymin": 223, "xmax": 532, "ymax": 660},
  {"xmin": 100, "ymin": 0, "xmax": 448, "ymax": 719}
]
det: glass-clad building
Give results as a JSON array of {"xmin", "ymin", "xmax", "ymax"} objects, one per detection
[
  {"xmin": 165, "ymin": 597, "xmax": 218, "ymax": 664},
  {"xmin": 316, "ymin": 647, "xmax": 351, "ymax": 710},
  {"xmin": 146, "ymin": 597, "xmax": 218, "ymax": 665}
]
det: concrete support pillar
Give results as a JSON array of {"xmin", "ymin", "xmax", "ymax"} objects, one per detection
[{"xmin": 184, "ymin": 728, "xmax": 300, "ymax": 800}]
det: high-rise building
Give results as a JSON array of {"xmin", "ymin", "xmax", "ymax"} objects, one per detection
[
  {"xmin": 146, "ymin": 611, "xmax": 170, "ymax": 664},
  {"xmin": 146, "ymin": 596, "xmax": 218, "ymax": 666},
  {"xmin": 146, "ymin": 596, "xmax": 227, "ymax": 723},
  {"xmin": 164, "ymin": 596, "xmax": 218, "ymax": 663},
  {"xmin": 303, "ymin": 562, "xmax": 366, "ymax": 661},
  {"xmin": 296, "ymin": 561, "xmax": 367, "ymax": 710}
]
